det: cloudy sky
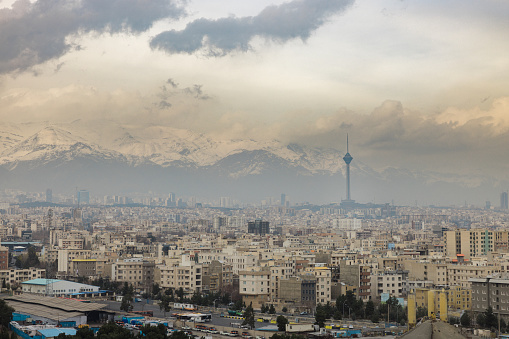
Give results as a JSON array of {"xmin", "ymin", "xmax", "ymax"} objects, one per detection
[{"xmin": 1, "ymin": 0, "xmax": 509, "ymax": 181}]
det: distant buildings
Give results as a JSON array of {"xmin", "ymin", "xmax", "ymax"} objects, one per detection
[
  {"xmin": 248, "ymin": 219, "xmax": 270, "ymax": 235},
  {"xmin": 501, "ymin": 191, "xmax": 508, "ymax": 210}
]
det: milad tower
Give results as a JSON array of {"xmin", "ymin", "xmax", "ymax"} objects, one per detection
[{"xmin": 341, "ymin": 134, "xmax": 355, "ymax": 206}]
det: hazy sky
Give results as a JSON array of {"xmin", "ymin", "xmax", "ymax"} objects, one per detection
[{"xmin": 1, "ymin": 0, "xmax": 509, "ymax": 179}]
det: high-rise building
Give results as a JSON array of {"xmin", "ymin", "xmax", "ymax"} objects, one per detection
[
  {"xmin": 45, "ymin": 189, "xmax": 52, "ymax": 203},
  {"xmin": 281, "ymin": 193, "xmax": 286, "ymax": 206},
  {"xmin": 341, "ymin": 134, "xmax": 355, "ymax": 206},
  {"xmin": 77, "ymin": 190, "xmax": 89, "ymax": 205},
  {"xmin": 501, "ymin": 191, "xmax": 508, "ymax": 209},
  {"xmin": 248, "ymin": 219, "xmax": 270, "ymax": 235}
]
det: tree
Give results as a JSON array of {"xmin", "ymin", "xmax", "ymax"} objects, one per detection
[
  {"xmin": 97, "ymin": 322, "xmax": 136, "ymax": 339},
  {"xmin": 416, "ymin": 306, "xmax": 428, "ymax": 319},
  {"xmin": 476, "ymin": 313, "xmax": 486, "ymax": 328},
  {"xmin": 75, "ymin": 327, "xmax": 95, "ymax": 339},
  {"xmin": 152, "ymin": 283, "xmax": 161, "ymax": 298},
  {"xmin": 261, "ymin": 304, "xmax": 267, "ymax": 313},
  {"xmin": 242, "ymin": 303, "xmax": 255, "ymax": 329},
  {"xmin": 314, "ymin": 304, "xmax": 327, "ymax": 328},
  {"xmin": 140, "ymin": 324, "xmax": 167, "ymax": 339},
  {"xmin": 371, "ymin": 311, "xmax": 380, "ymax": 323},
  {"xmin": 365, "ymin": 300, "xmax": 375, "ymax": 319},
  {"xmin": 120, "ymin": 283, "xmax": 134, "ymax": 313},
  {"xmin": 10, "ymin": 332, "xmax": 17, "ymax": 339},
  {"xmin": 282, "ymin": 307, "xmax": 287, "ymax": 313},
  {"xmin": 460, "ymin": 312, "xmax": 471, "ymax": 327},
  {"xmin": 483, "ymin": 307, "xmax": 497, "ymax": 329},
  {"xmin": 0, "ymin": 299, "xmax": 14, "ymax": 329},
  {"xmin": 269, "ymin": 304, "xmax": 276, "ymax": 314},
  {"xmin": 160, "ymin": 294, "xmax": 172, "ymax": 317},
  {"xmin": 176, "ymin": 287, "xmax": 185, "ymax": 302},
  {"xmin": 276, "ymin": 315, "xmax": 289, "ymax": 331}
]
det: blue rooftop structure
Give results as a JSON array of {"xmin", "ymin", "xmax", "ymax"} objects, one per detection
[
  {"xmin": 38, "ymin": 328, "xmax": 76, "ymax": 338},
  {"xmin": 22, "ymin": 279, "xmax": 61, "ymax": 285}
]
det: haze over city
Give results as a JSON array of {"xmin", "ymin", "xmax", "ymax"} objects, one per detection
[{"xmin": 1, "ymin": 0, "xmax": 509, "ymax": 205}]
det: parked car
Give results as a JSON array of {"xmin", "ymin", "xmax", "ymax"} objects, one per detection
[{"xmin": 300, "ymin": 311, "xmax": 308, "ymax": 315}]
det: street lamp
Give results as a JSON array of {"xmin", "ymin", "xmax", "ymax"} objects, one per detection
[{"xmin": 214, "ymin": 299, "xmax": 220, "ymax": 310}]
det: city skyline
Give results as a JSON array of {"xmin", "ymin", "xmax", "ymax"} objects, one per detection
[{"xmin": 1, "ymin": 0, "xmax": 509, "ymax": 204}]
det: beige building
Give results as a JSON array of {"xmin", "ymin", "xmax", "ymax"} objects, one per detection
[
  {"xmin": 155, "ymin": 258, "xmax": 203, "ymax": 294},
  {"xmin": 314, "ymin": 267, "xmax": 332, "ymax": 304},
  {"xmin": 0, "ymin": 268, "xmax": 45, "ymax": 286},
  {"xmin": 239, "ymin": 268, "xmax": 270, "ymax": 309},
  {"xmin": 112, "ymin": 258, "xmax": 155, "ymax": 292}
]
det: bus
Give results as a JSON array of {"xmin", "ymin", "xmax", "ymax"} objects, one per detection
[{"xmin": 172, "ymin": 313, "xmax": 212, "ymax": 323}]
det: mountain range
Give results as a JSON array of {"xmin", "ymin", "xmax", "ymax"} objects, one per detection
[{"xmin": 0, "ymin": 120, "xmax": 503, "ymax": 205}]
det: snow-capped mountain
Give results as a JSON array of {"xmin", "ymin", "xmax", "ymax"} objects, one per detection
[
  {"xmin": 0, "ymin": 121, "xmax": 351, "ymax": 175},
  {"xmin": 0, "ymin": 120, "xmax": 502, "ymax": 205}
]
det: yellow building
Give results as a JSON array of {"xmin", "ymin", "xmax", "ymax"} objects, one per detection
[{"xmin": 447, "ymin": 286, "xmax": 471, "ymax": 311}]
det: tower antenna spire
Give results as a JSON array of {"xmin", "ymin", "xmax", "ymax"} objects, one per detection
[{"xmin": 347, "ymin": 133, "xmax": 349, "ymax": 153}]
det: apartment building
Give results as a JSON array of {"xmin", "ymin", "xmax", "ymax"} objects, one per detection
[
  {"xmin": 112, "ymin": 258, "xmax": 155, "ymax": 292},
  {"xmin": 239, "ymin": 268, "xmax": 270, "ymax": 309},
  {"xmin": 201, "ymin": 260, "xmax": 233, "ymax": 293},
  {"xmin": 0, "ymin": 246, "xmax": 8, "ymax": 270},
  {"xmin": 447, "ymin": 285, "xmax": 471, "ymax": 311},
  {"xmin": 445, "ymin": 229, "xmax": 509, "ymax": 259},
  {"xmin": 156, "ymin": 259, "xmax": 203, "ymax": 294},
  {"xmin": 57, "ymin": 249, "xmax": 91, "ymax": 273},
  {"xmin": 471, "ymin": 275, "xmax": 509, "ymax": 319},
  {"xmin": 0, "ymin": 268, "xmax": 45, "ymax": 286},
  {"xmin": 370, "ymin": 270, "xmax": 407, "ymax": 298},
  {"xmin": 279, "ymin": 275, "xmax": 316, "ymax": 309},
  {"xmin": 314, "ymin": 267, "xmax": 332, "ymax": 304}
]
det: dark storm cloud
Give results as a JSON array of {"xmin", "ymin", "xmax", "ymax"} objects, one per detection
[
  {"xmin": 0, "ymin": 0, "xmax": 185, "ymax": 74},
  {"xmin": 150, "ymin": 0, "xmax": 354, "ymax": 55}
]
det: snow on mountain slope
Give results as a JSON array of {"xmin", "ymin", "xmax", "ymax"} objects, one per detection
[
  {"xmin": 0, "ymin": 121, "xmax": 358, "ymax": 176},
  {"xmin": 0, "ymin": 126, "xmax": 132, "ymax": 169}
]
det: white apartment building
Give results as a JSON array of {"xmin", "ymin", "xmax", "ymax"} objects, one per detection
[
  {"xmin": 314, "ymin": 267, "xmax": 332, "ymax": 304},
  {"xmin": 239, "ymin": 268, "xmax": 270, "ymax": 309}
]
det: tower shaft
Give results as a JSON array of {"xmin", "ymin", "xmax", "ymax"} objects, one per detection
[{"xmin": 346, "ymin": 163, "xmax": 351, "ymax": 201}]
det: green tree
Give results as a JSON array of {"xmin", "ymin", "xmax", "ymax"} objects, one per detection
[
  {"xmin": 75, "ymin": 327, "xmax": 95, "ymax": 339},
  {"xmin": 314, "ymin": 304, "xmax": 327, "ymax": 328},
  {"xmin": 97, "ymin": 322, "xmax": 136, "ymax": 339},
  {"xmin": 276, "ymin": 315, "xmax": 289, "ymax": 332},
  {"xmin": 176, "ymin": 288, "xmax": 185, "ymax": 302},
  {"xmin": 483, "ymin": 307, "xmax": 497, "ymax": 329},
  {"xmin": 460, "ymin": 312, "xmax": 471, "ymax": 327},
  {"xmin": 152, "ymin": 283, "xmax": 161, "ymax": 298},
  {"xmin": 140, "ymin": 324, "xmax": 167, "ymax": 339},
  {"xmin": 160, "ymin": 294, "xmax": 172, "ymax": 317},
  {"xmin": 0, "ymin": 298, "xmax": 14, "ymax": 329},
  {"xmin": 120, "ymin": 283, "xmax": 134, "ymax": 313},
  {"xmin": 269, "ymin": 304, "xmax": 276, "ymax": 314},
  {"xmin": 371, "ymin": 310, "xmax": 380, "ymax": 323},
  {"xmin": 416, "ymin": 306, "xmax": 427, "ymax": 319},
  {"xmin": 242, "ymin": 303, "xmax": 255, "ymax": 329},
  {"xmin": 365, "ymin": 300, "xmax": 375, "ymax": 319},
  {"xmin": 476, "ymin": 313, "xmax": 486, "ymax": 328},
  {"xmin": 282, "ymin": 307, "xmax": 287, "ymax": 313},
  {"xmin": 261, "ymin": 304, "xmax": 267, "ymax": 313}
]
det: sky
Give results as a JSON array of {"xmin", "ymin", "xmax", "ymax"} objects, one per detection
[{"xmin": 1, "ymin": 0, "xmax": 509, "ymax": 181}]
